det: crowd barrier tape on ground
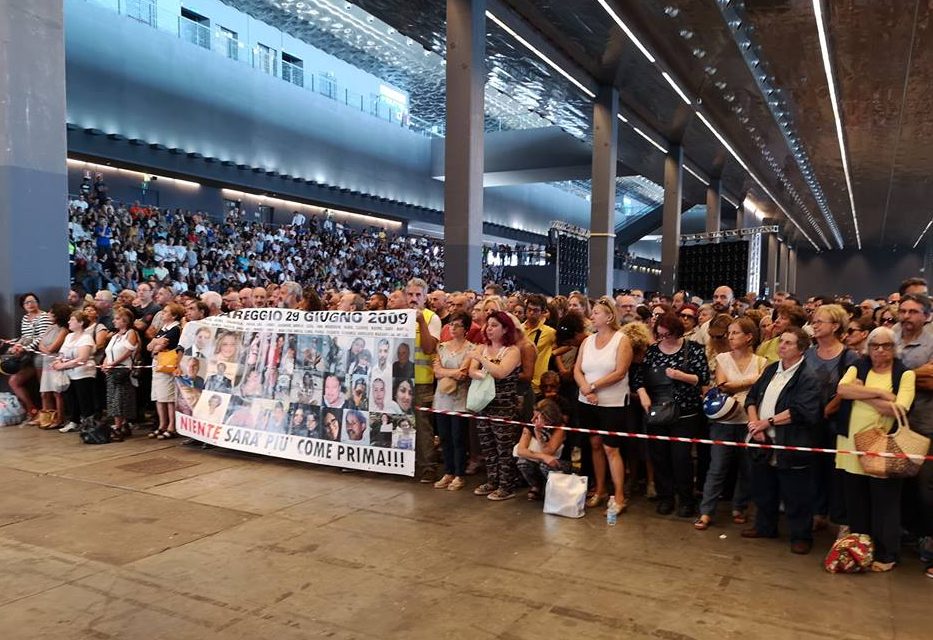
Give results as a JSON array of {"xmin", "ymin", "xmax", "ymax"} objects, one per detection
[
  {"xmin": 418, "ymin": 407, "xmax": 933, "ymax": 462},
  {"xmin": 171, "ymin": 309, "xmax": 420, "ymax": 476}
]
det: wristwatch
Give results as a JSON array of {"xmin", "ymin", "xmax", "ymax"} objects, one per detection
[{"xmin": 767, "ymin": 417, "xmax": 775, "ymax": 426}]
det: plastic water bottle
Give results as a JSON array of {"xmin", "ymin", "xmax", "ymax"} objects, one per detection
[
  {"xmin": 606, "ymin": 497, "xmax": 619, "ymax": 526},
  {"xmin": 571, "ymin": 446, "xmax": 582, "ymax": 474}
]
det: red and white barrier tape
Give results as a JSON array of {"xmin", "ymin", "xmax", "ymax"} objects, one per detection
[
  {"xmin": 1, "ymin": 338, "xmax": 154, "ymax": 370},
  {"xmin": 417, "ymin": 406, "xmax": 933, "ymax": 462}
]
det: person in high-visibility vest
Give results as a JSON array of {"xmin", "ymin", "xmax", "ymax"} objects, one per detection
[{"xmin": 406, "ymin": 277, "xmax": 442, "ymax": 483}]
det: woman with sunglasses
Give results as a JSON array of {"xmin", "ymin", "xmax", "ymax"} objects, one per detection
[
  {"xmin": 574, "ymin": 297, "xmax": 634, "ymax": 517},
  {"xmin": 845, "ymin": 317, "xmax": 875, "ymax": 355},
  {"xmin": 875, "ymin": 306, "xmax": 897, "ymax": 328},
  {"xmin": 679, "ymin": 303, "xmax": 700, "ymax": 342}
]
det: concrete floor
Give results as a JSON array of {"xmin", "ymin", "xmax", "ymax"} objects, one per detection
[{"xmin": 0, "ymin": 423, "xmax": 928, "ymax": 640}]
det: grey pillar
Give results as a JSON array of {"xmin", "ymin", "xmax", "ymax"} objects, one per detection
[
  {"xmin": 765, "ymin": 233, "xmax": 779, "ymax": 298},
  {"xmin": 588, "ymin": 87, "xmax": 619, "ymax": 298},
  {"xmin": 788, "ymin": 246, "xmax": 798, "ymax": 294},
  {"xmin": 443, "ymin": 0, "xmax": 485, "ymax": 292},
  {"xmin": 705, "ymin": 179, "xmax": 721, "ymax": 234},
  {"xmin": 778, "ymin": 241, "xmax": 790, "ymax": 293},
  {"xmin": 0, "ymin": 0, "xmax": 69, "ymax": 337},
  {"xmin": 660, "ymin": 146, "xmax": 683, "ymax": 293}
]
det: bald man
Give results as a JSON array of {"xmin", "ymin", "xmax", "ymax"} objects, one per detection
[
  {"xmin": 253, "ymin": 287, "xmax": 268, "ymax": 308},
  {"xmin": 239, "ymin": 287, "xmax": 254, "ymax": 308},
  {"xmin": 387, "ymin": 289, "xmax": 406, "ymax": 310}
]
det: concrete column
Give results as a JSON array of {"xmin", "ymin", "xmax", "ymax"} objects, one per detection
[
  {"xmin": 788, "ymin": 246, "xmax": 798, "ymax": 294},
  {"xmin": 0, "ymin": 0, "xmax": 69, "ymax": 337},
  {"xmin": 660, "ymin": 146, "xmax": 683, "ymax": 294},
  {"xmin": 765, "ymin": 233, "xmax": 779, "ymax": 298},
  {"xmin": 588, "ymin": 86, "xmax": 619, "ymax": 298},
  {"xmin": 443, "ymin": 0, "xmax": 485, "ymax": 292},
  {"xmin": 778, "ymin": 241, "xmax": 790, "ymax": 293},
  {"xmin": 705, "ymin": 179, "xmax": 721, "ymax": 234}
]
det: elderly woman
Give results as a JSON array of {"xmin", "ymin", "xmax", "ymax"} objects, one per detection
[
  {"xmin": 835, "ymin": 326, "xmax": 916, "ymax": 571},
  {"xmin": 743, "ymin": 328, "xmax": 822, "ymax": 554},
  {"xmin": 9, "ymin": 293, "xmax": 51, "ymax": 421},
  {"xmin": 516, "ymin": 399, "xmax": 570, "ymax": 500},
  {"xmin": 147, "ymin": 302, "xmax": 184, "ymax": 440},
  {"xmin": 468, "ymin": 310, "xmax": 522, "ymax": 501},
  {"xmin": 632, "ymin": 313, "xmax": 709, "ymax": 518},
  {"xmin": 102, "ymin": 307, "xmax": 139, "ymax": 441},
  {"xmin": 34, "ymin": 303, "xmax": 71, "ymax": 429},
  {"xmin": 52, "ymin": 311, "xmax": 97, "ymax": 433},
  {"xmin": 806, "ymin": 304, "xmax": 860, "ymax": 532}
]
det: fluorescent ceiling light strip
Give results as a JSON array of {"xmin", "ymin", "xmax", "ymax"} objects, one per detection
[
  {"xmin": 913, "ymin": 216, "xmax": 933, "ymax": 249},
  {"xmin": 723, "ymin": 195, "xmax": 738, "ymax": 208},
  {"xmin": 684, "ymin": 165, "xmax": 709, "ymax": 186},
  {"xmin": 616, "ymin": 113, "xmax": 629, "ymax": 124},
  {"xmin": 485, "ymin": 11, "xmax": 596, "ymax": 99},
  {"xmin": 813, "ymin": 0, "xmax": 860, "ymax": 249},
  {"xmin": 632, "ymin": 126, "xmax": 668, "ymax": 153},
  {"xmin": 695, "ymin": 114, "xmax": 823, "ymax": 250},
  {"xmin": 661, "ymin": 72, "xmax": 692, "ymax": 105},
  {"xmin": 595, "ymin": 0, "xmax": 655, "ymax": 63}
]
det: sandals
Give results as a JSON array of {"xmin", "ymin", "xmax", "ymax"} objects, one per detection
[
  {"xmin": 109, "ymin": 428, "xmax": 124, "ymax": 442},
  {"xmin": 527, "ymin": 487, "xmax": 542, "ymax": 501},
  {"xmin": 147, "ymin": 429, "xmax": 162, "ymax": 439},
  {"xmin": 694, "ymin": 515, "xmax": 712, "ymax": 531},
  {"xmin": 586, "ymin": 493, "xmax": 609, "ymax": 508},
  {"xmin": 870, "ymin": 561, "xmax": 896, "ymax": 573},
  {"xmin": 732, "ymin": 511, "xmax": 748, "ymax": 525},
  {"xmin": 925, "ymin": 566, "xmax": 933, "ymax": 579},
  {"xmin": 157, "ymin": 430, "xmax": 177, "ymax": 440}
]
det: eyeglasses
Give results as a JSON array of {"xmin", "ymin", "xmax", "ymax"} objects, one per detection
[
  {"xmin": 656, "ymin": 330, "xmax": 671, "ymax": 339},
  {"xmin": 869, "ymin": 343, "xmax": 895, "ymax": 351},
  {"xmin": 679, "ymin": 313, "xmax": 695, "ymax": 320},
  {"xmin": 881, "ymin": 318, "xmax": 896, "ymax": 325},
  {"xmin": 845, "ymin": 328, "xmax": 863, "ymax": 335}
]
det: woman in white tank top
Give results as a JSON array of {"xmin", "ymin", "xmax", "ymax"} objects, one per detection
[{"xmin": 573, "ymin": 297, "xmax": 633, "ymax": 517}]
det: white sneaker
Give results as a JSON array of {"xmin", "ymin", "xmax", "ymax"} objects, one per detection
[{"xmin": 59, "ymin": 422, "xmax": 79, "ymax": 433}]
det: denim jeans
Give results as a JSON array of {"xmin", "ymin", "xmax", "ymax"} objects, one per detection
[
  {"xmin": 699, "ymin": 422, "xmax": 751, "ymax": 517},
  {"xmin": 435, "ymin": 412, "xmax": 467, "ymax": 477}
]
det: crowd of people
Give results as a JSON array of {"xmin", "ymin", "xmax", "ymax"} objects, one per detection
[{"xmin": 1, "ymin": 187, "xmax": 930, "ymax": 580}]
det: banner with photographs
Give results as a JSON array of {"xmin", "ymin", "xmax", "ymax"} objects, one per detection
[{"xmin": 174, "ymin": 309, "xmax": 417, "ymax": 476}]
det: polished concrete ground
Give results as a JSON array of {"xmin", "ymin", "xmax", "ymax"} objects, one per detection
[{"xmin": 0, "ymin": 422, "xmax": 928, "ymax": 640}]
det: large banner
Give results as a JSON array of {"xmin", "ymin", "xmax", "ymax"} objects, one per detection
[{"xmin": 174, "ymin": 309, "xmax": 417, "ymax": 476}]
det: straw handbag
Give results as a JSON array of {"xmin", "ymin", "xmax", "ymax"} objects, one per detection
[{"xmin": 853, "ymin": 403, "xmax": 930, "ymax": 478}]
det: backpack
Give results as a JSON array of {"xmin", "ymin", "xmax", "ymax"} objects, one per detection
[{"xmin": 79, "ymin": 417, "xmax": 113, "ymax": 445}]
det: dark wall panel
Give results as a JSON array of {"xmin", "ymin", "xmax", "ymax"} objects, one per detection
[{"xmin": 795, "ymin": 248, "xmax": 925, "ymax": 300}]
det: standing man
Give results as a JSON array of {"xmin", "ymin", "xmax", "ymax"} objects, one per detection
[
  {"xmin": 522, "ymin": 294, "xmax": 556, "ymax": 393},
  {"xmin": 367, "ymin": 292, "xmax": 388, "ymax": 311},
  {"xmin": 893, "ymin": 293, "xmax": 933, "ymax": 568},
  {"xmin": 252, "ymin": 287, "xmax": 268, "ymax": 308},
  {"xmin": 694, "ymin": 285, "xmax": 734, "ymax": 346},
  {"xmin": 239, "ymin": 287, "xmax": 255, "ymax": 308},
  {"xmin": 614, "ymin": 293, "xmax": 638, "ymax": 325},
  {"xmin": 407, "ymin": 278, "xmax": 442, "ymax": 483},
  {"xmin": 428, "ymin": 290, "xmax": 450, "ymax": 326},
  {"xmin": 94, "ymin": 290, "xmax": 116, "ymax": 331}
]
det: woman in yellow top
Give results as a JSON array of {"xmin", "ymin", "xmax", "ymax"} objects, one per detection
[{"xmin": 835, "ymin": 326, "xmax": 915, "ymax": 572}]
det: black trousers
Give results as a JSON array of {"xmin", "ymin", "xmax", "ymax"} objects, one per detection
[
  {"xmin": 751, "ymin": 462, "xmax": 813, "ymax": 544},
  {"xmin": 648, "ymin": 413, "xmax": 700, "ymax": 507},
  {"xmin": 844, "ymin": 472, "xmax": 903, "ymax": 564},
  {"xmin": 64, "ymin": 377, "xmax": 96, "ymax": 424}
]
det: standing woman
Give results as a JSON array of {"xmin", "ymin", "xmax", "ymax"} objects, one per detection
[
  {"xmin": 835, "ymin": 327, "xmax": 915, "ymax": 571},
  {"xmin": 82, "ymin": 303, "xmax": 111, "ymax": 415},
  {"xmin": 468, "ymin": 311, "xmax": 522, "ymax": 501},
  {"xmin": 52, "ymin": 311, "xmax": 97, "ymax": 433},
  {"xmin": 573, "ymin": 297, "xmax": 634, "ymax": 515},
  {"xmin": 695, "ymin": 317, "xmax": 765, "ymax": 529},
  {"xmin": 10, "ymin": 293, "xmax": 51, "ymax": 421},
  {"xmin": 806, "ymin": 304, "xmax": 860, "ymax": 531},
  {"xmin": 632, "ymin": 313, "xmax": 710, "ymax": 518},
  {"xmin": 35, "ymin": 303, "xmax": 71, "ymax": 429},
  {"xmin": 432, "ymin": 311, "xmax": 473, "ymax": 491},
  {"xmin": 103, "ymin": 307, "xmax": 139, "ymax": 441},
  {"xmin": 148, "ymin": 303, "xmax": 184, "ymax": 439}
]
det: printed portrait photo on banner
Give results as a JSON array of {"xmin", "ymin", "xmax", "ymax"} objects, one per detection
[
  {"xmin": 260, "ymin": 400, "xmax": 289, "ymax": 433},
  {"xmin": 204, "ymin": 360, "xmax": 236, "ymax": 393},
  {"xmin": 291, "ymin": 369, "xmax": 322, "ymax": 405},
  {"xmin": 176, "ymin": 384, "xmax": 201, "ymax": 417},
  {"xmin": 371, "ymin": 337, "xmax": 393, "ymax": 383},
  {"xmin": 322, "ymin": 372, "xmax": 347, "ymax": 409},
  {"xmin": 194, "ymin": 391, "xmax": 230, "ymax": 423},
  {"xmin": 393, "ymin": 340, "xmax": 415, "ymax": 379},
  {"xmin": 296, "ymin": 334, "xmax": 325, "ymax": 371},
  {"xmin": 393, "ymin": 378, "xmax": 415, "ymax": 415},
  {"xmin": 213, "ymin": 329, "xmax": 241, "ymax": 364},
  {"xmin": 286, "ymin": 403, "xmax": 313, "ymax": 437},
  {"xmin": 320, "ymin": 335, "xmax": 347, "ymax": 377},
  {"xmin": 224, "ymin": 396, "xmax": 255, "ymax": 428},
  {"xmin": 182, "ymin": 324, "xmax": 213, "ymax": 359},
  {"xmin": 321, "ymin": 407, "xmax": 343, "ymax": 441},
  {"xmin": 369, "ymin": 412, "xmax": 395, "ymax": 447},
  {"xmin": 177, "ymin": 355, "xmax": 206, "ymax": 389},
  {"xmin": 342, "ymin": 409, "xmax": 368, "ymax": 443},
  {"xmin": 391, "ymin": 414, "xmax": 416, "ymax": 450},
  {"xmin": 348, "ymin": 375, "xmax": 368, "ymax": 411},
  {"xmin": 236, "ymin": 366, "xmax": 264, "ymax": 399}
]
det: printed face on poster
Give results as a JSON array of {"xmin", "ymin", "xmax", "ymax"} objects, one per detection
[{"xmin": 175, "ymin": 309, "xmax": 417, "ymax": 475}]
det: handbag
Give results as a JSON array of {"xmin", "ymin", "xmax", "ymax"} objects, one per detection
[
  {"xmin": 824, "ymin": 533, "xmax": 874, "ymax": 573},
  {"xmin": 466, "ymin": 372, "xmax": 496, "ymax": 413},
  {"xmin": 646, "ymin": 401, "xmax": 680, "ymax": 427},
  {"xmin": 155, "ymin": 349, "xmax": 181, "ymax": 374},
  {"xmin": 107, "ymin": 366, "xmax": 132, "ymax": 385},
  {"xmin": 853, "ymin": 403, "xmax": 930, "ymax": 479},
  {"xmin": 543, "ymin": 472, "xmax": 587, "ymax": 518},
  {"xmin": 48, "ymin": 367, "xmax": 71, "ymax": 393}
]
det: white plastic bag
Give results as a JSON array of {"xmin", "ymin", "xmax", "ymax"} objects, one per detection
[{"xmin": 543, "ymin": 473, "xmax": 587, "ymax": 518}]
